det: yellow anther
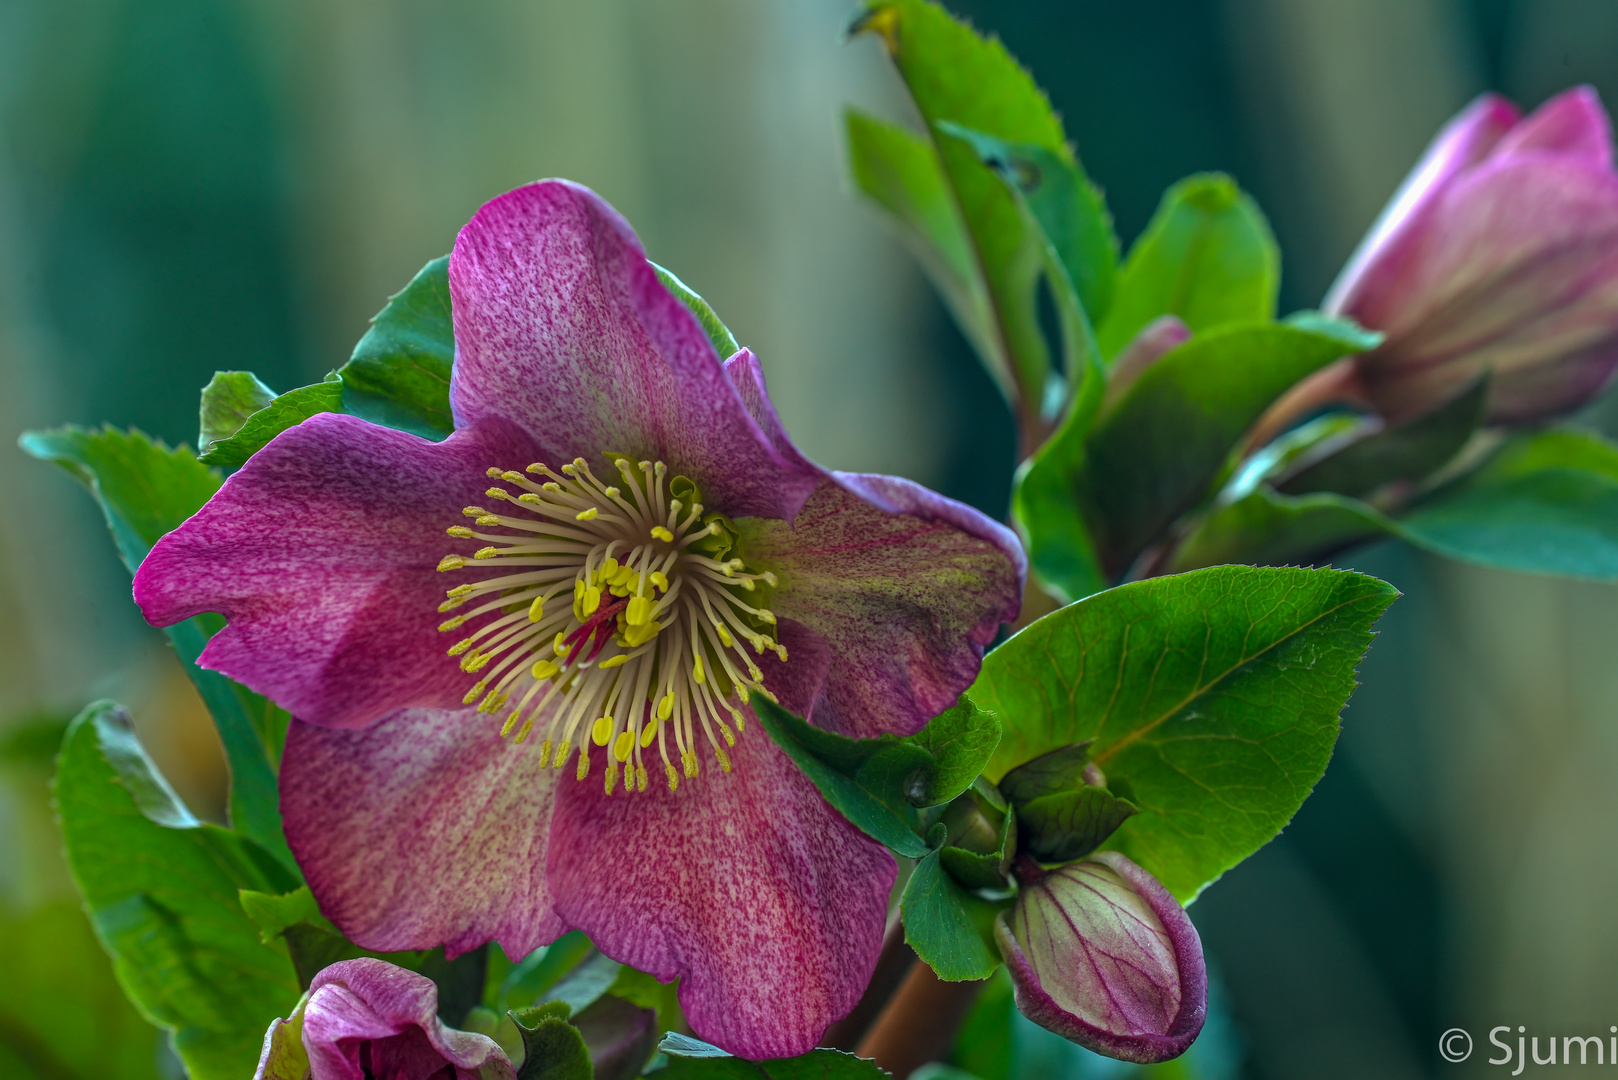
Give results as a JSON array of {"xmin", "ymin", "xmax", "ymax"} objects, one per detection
[
  {"xmin": 517, "ymin": 492, "xmax": 541, "ymax": 505},
  {"xmin": 624, "ymin": 619, "xmax": 661, "ymax": 648},
  {"xmin": 591, "ymin": 715, "xmax": 613, "ymax": 746},
  {"xmin": 683, "ymin": 749, "xmax": 698, "ymax": 778},
  {"xmin": 576, "ymin": 747, "xmax": 590, "ymax": 780},
  {"xmin": 716, "ymin": 624, "xmax": 733, "ymax": 648},
  {"xmin": 477, "ymin": 690, "xmax": 505, "ymax": 713},
  {"xmin": 447, "ymin": 584, "xmax": 475, "ymax": 598},
  {"xmin": 720, "ymin": 724, "xmax": 736, "ymax": 748},
  {"xmin": 641, "ymin": 721, "xmax": 658, "ymax": 748},
  {"xmin": 762, "ymin": 571, "xmax": 779, "ymax": 587},
  {"xmin": 462, "ymin": 681, "xmax": 488, "ymax": 705},
  {"xmin": 650, "ymin": 571, "xmax": 669, "ymax": 592},
  {"xmin": 446, "ymin": 525, "xmax": 474, "ymax": 539},
  {"xmin": 437, "ymin": 555, "xmax": 466, "ymax": 572},
  {"xmin": 626, "ymin": 595, "xmax": 652, "ymax": 627},
  {"xmin": 462, "ymin": 506, "xmax": 486, "ymax": 517},
  {"xmin": 537, "ymin": 739, "xmax": 553, "ymax": 767},
  {"xmin": 604, "ymin": 762, "xmax": 619, "ymax": 795},
  {"xmin": 693, "ymin": 653, "xmax": 706, "ymax": 685},
  {"xmin": 438, "ymin": 616, "xmax": 466, "ymax": 632},
  {"xmin": 666, "ymin": 763, "xmax": 680, "ymax": 792},
  {"xmin": 474, "ymin": 547, "xmax": 498, "ymax": 559},
  {"xmin": 651, "ymin": 526, "xmax": 674, "ymax": 542},
  {"xmin": 462, "ymin": 651, "xmax": 492, "ymax": 673},
  {"xmin": 613, "ymin": 731, "xmax": 633, "ymax": 762},
  {"xmin": 602, "ymin": 557, "xmax": 619, "ymax": 577},
  {"xmin": 526, "ymin": 463, "xmax": 546, "ymax": 474},
  {"xmin": 542, "ymin": 482, "xmax": 562, "ymax": 493},
  {"xmin": 733, "ymin": 709, "xmax": 746, "ymax": 733},
  {"xmin": 555, "ymin": 739, "xmax": 571, "ymax": 770},
  {"xmin": 599, "ymin": 654, "xmax": 629, "ymax": 669},
  {"xmin": 531, "ymin": 659, "xmax": 559, "ymax": 680},
  {"xmin": 636, "ymin": 765, "xmax": 648, "ymax": 792},
  {"xmin": 756, "ymin": 609, "xmax": 777, "ymax": 625},
  {"xmin": 658, "ymin": 693, "xmax": 675, "ymax": 722},
  {"xmin": 604, "ymin": 486, "xmax": 620, "ymax": 498},
  {"xmin": 485, "ymin": 487, "xmax": 510, "ymax": 500},
  {"xmin": 486, "ymin": 467, "xmax": 503, "ymax": 479},
  {"xmin": 476, "ymin": 515, "xmax": 501, "ymax": 526},
  {"xmin": 438, "ymin": 597, "xmax": 467, "ymax": 613},
  {"xmin": 715, "ymin": 745, "xmax": 732, "ymax": 774},
  {"xmin": 575, "ymin": 507, "xmax": 599, "ymax": 521},
  {"xmin": 501, "ymin": 710, "xmax": 521, "ymax": 737},
  {"xmin": 447, "ymin": 638, "xmax": 474, "ymax": 657},
  {"xmin": 501, "ymin": 471, "xmax": 525, "ymax": 483},
  {"xmin": 758, "ymin": 686, "xmax": 780, "ymax": 705},
  {"xmin": 774, "ymin": 644, "xmax": 789, "ymax": 662},
  {"xmin": 610, "ymin": 564, "xmax": 635, "ymax": 588},
  {"xmin": 737, "ymin": 684, "xmax": 751, "ymax": 703},
  {"xmin": 574, "ymin": 457, "xmax": 588, "ymax": 467},
  {"xmin": 554, "ymin": 632, "xmax": 569, "ymax": 657},
  {"xmin": 527, "ymin": 595, "xmax": 546, "ymax": 622}
]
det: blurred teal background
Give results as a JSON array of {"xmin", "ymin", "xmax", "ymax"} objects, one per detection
[{"xmin": 3, "ymin": 1, "xmax": 1618, "ymax": 1077}]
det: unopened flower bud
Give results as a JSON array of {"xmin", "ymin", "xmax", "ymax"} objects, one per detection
[
  {"xmin": 998, "ymin": 851, "xmax": 1206, "ymax": 1063},
  {"xmin": 1325, "ymin": 86, "xmax": 1618, "ymax": 425}
]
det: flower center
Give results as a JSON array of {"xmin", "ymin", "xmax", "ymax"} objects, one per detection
[{"xmin": 434, "ymin": 455, "xmax": 785, "ymax": 795}]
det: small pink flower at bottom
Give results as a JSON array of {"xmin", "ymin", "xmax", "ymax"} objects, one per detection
[{"xmin": 255, "ymin": 958, "xmax": 513, "ymax": 1080}]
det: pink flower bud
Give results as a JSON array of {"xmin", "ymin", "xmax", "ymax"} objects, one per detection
[
  {"xmin": 996, "ymin": 851, "xmax": 1206, "ymax": 1063},
  {"xmin": 1326, "ymin": 87, "xmax": 1618, "ymax": 423}
]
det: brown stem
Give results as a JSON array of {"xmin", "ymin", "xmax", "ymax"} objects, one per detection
[
  {"xmin": 854, "ymin": 963, "xmax": 986, "ymax": 1079},
  {"xmin": 821, "ymin": 912, "xmax": 915, "ymax": 1050}
]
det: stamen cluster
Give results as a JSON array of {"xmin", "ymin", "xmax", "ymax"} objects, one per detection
[{"xmin": 435, "ymin": 455, "xmax": 786, "ymax": 794}]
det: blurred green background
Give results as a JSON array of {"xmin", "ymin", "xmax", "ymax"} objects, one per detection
[{"xmin": 3, "ymin": 1, "xmax": 1618, "ymax": 1077}]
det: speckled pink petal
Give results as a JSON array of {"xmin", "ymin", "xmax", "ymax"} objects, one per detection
[
  {"xmin": 133, "ymin": 413, "xmax": 537, "ymax": 731},
  {"xmin": 280, "ymin": 709, "xmax": 565, "ymax": 959},
  {"xmin": 739, "ymin": 473, "xmax": 1025, "ymax": 739},
  {"xmin": 545, "ymin": 731, "xmax": 894, "ymax": 1060},
  {"xmin": 448, "ymin": 181, "xmax": 818, "ymax": 523},
  {"xmin": 262, "ymin": 958, "xmax": 514, "ymax": 1080}
]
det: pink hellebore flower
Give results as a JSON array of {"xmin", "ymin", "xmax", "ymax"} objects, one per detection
[
  {"xmin": 255, "ymin": 958, "xmax": 514, "ymax": 1080},
  {"xmin": 1324, "ymin": 86, "xmax": 1618, "ymax": 424},
  {"xmin": 996, "ymin": 852, "xmax": 1207, "ymax": 1064},
  {"xmin": 133, "ymin": 181, "xmax": 1024, "ymax": 1058}
]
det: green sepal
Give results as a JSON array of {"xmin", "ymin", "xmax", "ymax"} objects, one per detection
[
  {"xmin": 659, "ymin": 1032, "xmax": 890, "ymax": 1077},
  {"xmin": 900, "ymin": 849, "xmax": 1006, "ymax": 982},
  {"xmin": 650, "ymin": 262, "xmax": 740, "ymax": 360},
  {"xmin": 937, "ymin": 791, "xmax": 1016, "ymax": 891},
  {"xmin": 1095, "ymin": 173, "xmax": 1278, "ymax": 358},
  {"xmin": 970, "ymin": 565, "xmax": 1398, "ymax": 902},
  {"xmin": 995, "ymin": 742, "xmax": 1093, "ymax": 806},
  {"xmin": 54, "ymin": 701, "xmax": 301, "ymax": 1080},
  {"xmin": 19, "ymin": 426, "xmax": 294, "ymax": 870},
  {"xmin": 1017, "ymin": 787, "xmax": 1139, "ymax": 863},
  {"xmin": 1278, "ymin": 375, "xmax": 1489, "ymax": 498},
  {"xmin": 753, "ymin": 694, "xmax": 1001, "ymax": 858},
  {"xmin": 511, "ymin": 1001, "xmax": 593, "ymax": 1080}
]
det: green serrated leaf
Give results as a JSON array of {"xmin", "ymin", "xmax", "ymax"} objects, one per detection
[
  {"xmin": 1279, "ymin": 376, "xmax": 1488, "ymax": 498},
  {"xmin": 512, "ymin": 1001, "xmax": 593, "ymax": 1080},
  {"xmin": 651, "ymin": 262, "xmax": 741, "ymax": 360},
  {"xmin": 1096, "ymin": 173, "xmax": 1279, "ymax": 358},
  {"xmin": 845, "ymin": 109, "xmax": 997, "ymax": 373},
  {"xmin": 1168, "ymin": 486, "xmax": 1389, "ymax": 573},
  {"xmin": 901, "ymin": 849, "xmax": 1003, "ymax": 982},
  {"xmin": 898, "ymin": 695, "xmax": 1001, "ymax": 806},
  {"xmin": 1078, "ymin": 321, "xmax": 1374, "ymax": 575},
  {"xmin": 238, "ymin": 887, "xmax": 363, "ymax": 992},
  {"xmin": 55, "ymin": 701, "xmax": 301, "ymax": 1079},
  {"xmin": 197, "ymin": 374, "xmax": 345, "ymax": 468},
  {"xmin": 660, "ymin": 1032, "xmax": 891, "ymax": 1078},
  {"xmin": 853, "ymin": 0, "xmax": 1070, "ymax": 424},
  {"xmin": 197, "ymin": 371, "xmax": 276, "ymax": 455},
  {"xmin": 1396, "ymin": 428, "xmax": 1618, "ymax": 579},
  {"xmin": 340, "ymin": 255, "xmax": 456, "ymax": 438},
  {"xmin": 939, "ymin": 124, "xmax": 1118, "ymax": 329},
  {"xmin": 971, "ymin": 565, "xmax": 1399, "ymax": 901},
  {"xmin": 19, "ymin": 426, "xmax": 293, "ymax": 869}
]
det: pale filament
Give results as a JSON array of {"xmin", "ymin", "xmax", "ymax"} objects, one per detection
[{"xmin": 434, "ymin": 456, "xmax": 785, "ymax": 794}]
